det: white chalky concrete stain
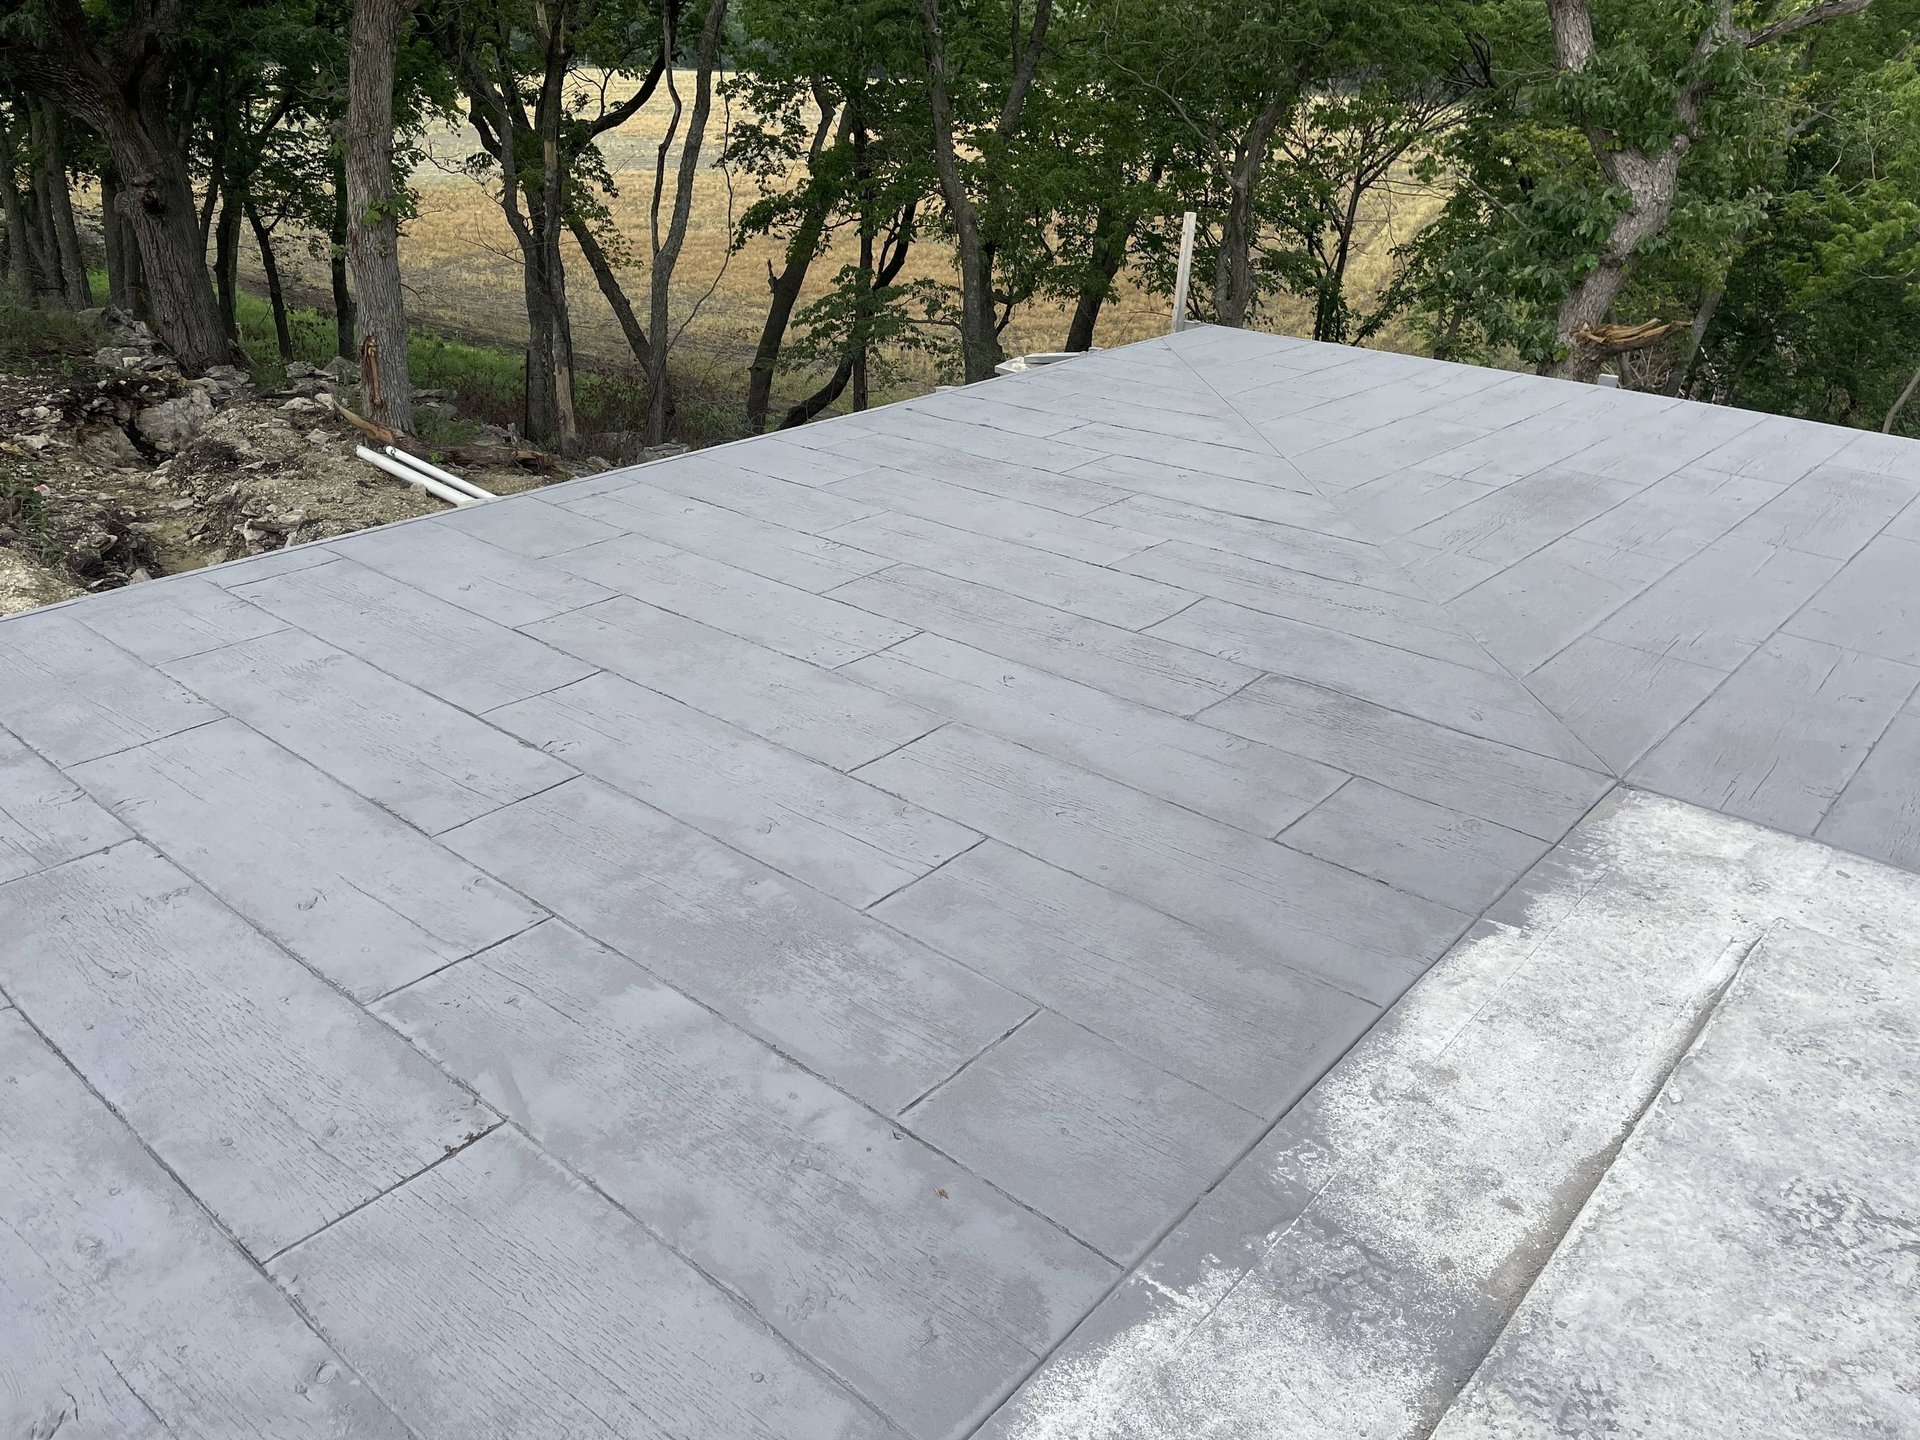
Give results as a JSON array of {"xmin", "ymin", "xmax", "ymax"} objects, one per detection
[{"xmin": 997, "ymin": 791, "xmax": 1920, "ymax": 1440}]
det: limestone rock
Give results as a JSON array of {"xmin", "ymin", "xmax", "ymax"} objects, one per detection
[{"xmin": 134, "ymin": 387, "xmax": 217, "ymax": 455}]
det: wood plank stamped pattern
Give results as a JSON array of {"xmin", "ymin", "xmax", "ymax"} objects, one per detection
[
  {"xmin": 268, "ymin": 1127, "xmax": 899, "ymax": 1440},
  {"xmin": 0, "ymin": 842, "xmax": 496, "ymax": 1256},
  {"xmin": 440, "ymin": 777, "xmax": 1032, "ymax": 1114},
  {"xmin": 489, "ymin": 672, "xmax": 977, "ymax": 907},
  {"xmin": 71, "ymin": 719, "xmax": 544, "ymax": 998},
  {"xmin": 875, "ymin": 842, "xmax": 1378, "ymax": 1117},
  {"xmin": 859, "ymin": 726, "xmax": 1467, "ymax": 1002},
  {"xmin": 165, "ymin": 629, "xmax": 576, "ymax": 835},
  {"xmin": 0, "ymin": 1009, "xmax": 410, "ymax": 1439},
  {"xmin": 380, "ymin": 922, "xmax": 1112, "ymax": 1440},
  {"xmin": 0, "ymin": 725, "xmax": 130, "ymax": 883},
  {"xmin": 907, "ymin": 1010, "xmax": 1264, "ymax": 1264}
]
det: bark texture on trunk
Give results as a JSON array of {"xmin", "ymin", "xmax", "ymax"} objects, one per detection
[
  {"xmin": 452, "ymin": 0, "xmax": 607, "ymax": 452},
  {"xmin": 101, "ymin": 167, "xmax": 129, "ymax": 308},
  {"xmin": 0, "ymin": 108, "xmax": 38, "ymax": 305},
  {"xmin": 6, "ymin": 2, "xmax": 229, "ymax": 365},
  {"xmin": 1213, "ymin": 93, "xmax": 1292, "ymax": 329},
  {"xmin": 100, "ymin": 166, "xmax": 148, "ymax": 318},
  {"xmin": 112, "ymin": 120, "xmax": 231, "ymax": 371},
  {"xmin": 1065, "ymin": 207, "xmax": 1129, "ymax": 351},
  {"xmin": 645, "ymin": 0, "xmax": 730, "ymax": 444},
  {"xmin": 345, "ymin": 0, "xmax": 415, "ymax": 431},
  {"xmin": 1546, "ymin": 144, "xmax": 1689, "ymax": 382},
  {"xmin": 248, "ymin": 201, "xmax": 293, "ymax": 359},
  {"xmin": 328, "ymin": 155, "xmax": 356, "ymax": 358},
  {"xmin": 214, "ymin": 189, "xmax": 242, "ymax": 341},
  {"xmin": 33, "ymin": 102, "xmax": 91, "ymax": 308}
]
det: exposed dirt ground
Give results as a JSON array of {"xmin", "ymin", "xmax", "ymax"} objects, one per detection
[{"xmin": 0, "ymin": 311, "xmax": 581, "ymax": 619}]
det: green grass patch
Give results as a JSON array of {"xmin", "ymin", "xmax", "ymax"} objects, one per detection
[
  {"xmin": 0, "ymin": 303, "xmax": 104, "ymax": 375},
  {"xmin": 72, "ymin": 281, "xmax": 742, "ymax": 451}
]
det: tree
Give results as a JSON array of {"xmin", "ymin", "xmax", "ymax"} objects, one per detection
[
  {"xmin": 1079, "ymin": 0, "xmax": 1461, "ymax": 333},
  {"xmin": 726, "ymin": 0, "xmax": 935, "ymax": 427},
  {"xmin": 643, "ymin": 0, "xmax": 730, "ymax": 441},
  {"xmin": 1266, "ymin": 84, "xmax": 1461, "ymax": 343},
  {"xmin": 1, "ymin": 97, "xmax": 52, "ymax": 304},
  {"xmin": 1541, "ymin": 0, "xmax": 1879, "ymax": 379},
  {"xmin": 920, "ymin": 0, "xmax": 1053, "ymax": 380},
  {"xmin": 433, "ymin": 0, "xmax": 669, "ymax": 448},
  {"xmin": 346, "ymin": 0, "xmax": 416, "ymax": 430},
  {"xmin": 1693, "ymin": 0, "xmax": 1920, "ymax": 423},
  {"xmin": 3, "ymin": 0, "xmax": 232, "ymax": 369},
  {"xmin": 29, "ymin": 100, "xmax": 91, "ymax": 307}
]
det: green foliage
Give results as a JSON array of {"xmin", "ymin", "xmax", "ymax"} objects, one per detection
[
  {"xmin": 1698, "ymin": 1, "xmax": 1920, "ymax": 425},
  {"xmin": 8, "ymin": 0, "xmax": 1917, "ymax": 438}
]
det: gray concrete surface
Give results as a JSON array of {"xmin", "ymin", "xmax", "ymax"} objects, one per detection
[
  {"xmin": 3, "ymin": 326, "xmax": 1918, "ymax": 1437},
  {"xmin": 988, "ymin": 791, "xmax": 1920, "ymax": 1439},
  {"xmin": 1430, "ymin": 921, "xmax": 1920, "ymax": 1440}
]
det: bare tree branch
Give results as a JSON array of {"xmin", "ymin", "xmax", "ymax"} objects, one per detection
[{"xmin": 1742, "ymin": 0, "xmax": 1875, "ymax": 47}]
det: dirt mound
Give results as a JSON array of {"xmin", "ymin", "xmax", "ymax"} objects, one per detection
[{"xmin": 0, "ymin": 309, "xmax": 588, "ymax": 619}]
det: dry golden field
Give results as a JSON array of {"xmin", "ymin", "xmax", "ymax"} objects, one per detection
[{"xmin": 257, "ymin": 71, "xmax": 1448, "ymax": 426}]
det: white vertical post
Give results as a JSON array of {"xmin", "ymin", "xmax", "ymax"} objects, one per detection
[{"xmin": 1170, "ymin": 211, "xmax": 1197, "ymax": 334}]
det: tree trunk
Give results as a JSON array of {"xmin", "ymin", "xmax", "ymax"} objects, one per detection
[
  {"xmin": 1214, "ymin": 93, "xmax": 1291, "ymax": 328},
  {"xmin": 214, "ymin": 189, "xmax": 242, "ymax": 341},
  {"xmin": 568, "ymin": 215, "xmax": 650, "ymax": 361},
  {"xmin": 745, "ymin": 186, "xmax": 838, "ymax": 432},
  {"xmin": 1884, "ymin": 365, "xmax": 1920, "ymax": 434},
  {"xmin": 105, "ymin": 114, "xmax": 231, "ymax": 370},
  {"xmin": 645, "ymin": 0, "xmax": 730, "ymax": 445},
  {"xmin": 344, "ymin": 0, "xmax": 415, "ymax": 431},
  {"xmin": 1545, "ymin": 148, "xmax": 1686, "ymax": 381},
  {"xmin": 0, "ymin": 109, "xmax": 37, "ymax": 306},
  {"xmin": 1312, "ymin": 176, "xmax": 1367, "ymax": 343},
  {"xmin": 745, "ymin": 105, "xmax": 849, "ymax": 432},
  {"xmin": 783, "ymin": 200, "xmax": 913, "ymax": 428},
  {"xmin": 850, "ymin": 207, "xmax": 876, "ymax": 411},
  {"xmin": 922, "ymin": 0, "xmax": 999, "ymax": 381},
  {"xmin": 25, "ymin": 107, "xmax": 65, "ymax": 299},
  {"xmin": 1065, "ymin": 207, "xmax": 1129, "ymax": 351},
  {"xmin": 519, "ymin": 209, "xmax": 573, "ymax": 449},
  {"xmin": 1665, "ymin": 282, "xmax": 1723, "ymax": 396},
  {"xmin": 329, "ymin": 152, "xmax": 355, "ymax": 358},
  {"xmin": 100, "ymin": 166, "xmax": 128, "ymax": 308},
  {"xmin": 99, "ymin": 166, "xmax": 147, "ymax": 318},
  {"xmin": 1542, "ymin": 0, "xmax": 1708, "ymax": 382},
  {"xmin": 9, "ymin": 10, "xmax": 225, "ymax": 364},
  {"xmin": 921, "ymin": 0, "xmax": 1052, "ymax": 382},
  {"xmin": 33, "ymin": 102, "xmax": 91, "ymax": 308},
  {"xmin": 247, "ymin": 202, "xmax": 293, "ymax": 359}
]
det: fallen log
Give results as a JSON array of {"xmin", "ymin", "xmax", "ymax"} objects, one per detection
[{"xmin": 328, "ymin": 399, "xmax": 562, "ymax": 475}]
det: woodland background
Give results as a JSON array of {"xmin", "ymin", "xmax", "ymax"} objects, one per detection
[{"xmin": 2, "ymin": 0, "xmax": 1916, "ymax": 453}]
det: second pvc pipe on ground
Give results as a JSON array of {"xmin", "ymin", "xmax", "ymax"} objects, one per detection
[
  {"xmin": 354, "ymin": 446, "xmax": 485, "ymax": 508},
  {"xmin": 382, "ymin": 446, "xmax": 496, "ymax": 502}
]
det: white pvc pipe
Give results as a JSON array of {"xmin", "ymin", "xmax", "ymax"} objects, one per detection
[
  {"xmin": 354, "ymin": 445, "xmax": 479, "ymax": 507},
  {"xmin": 383, "ymin": 445, "xmax": 495, "ymax": 501},
  {"xmin": 1171, "ymin": 211, "xmax": 1197, "ymax": 334}
]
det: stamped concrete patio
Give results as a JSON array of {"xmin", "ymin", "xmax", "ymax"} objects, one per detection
[{"xmin": 4, "ymin": 325, "xmax": 1917, "ymax": 1438}]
